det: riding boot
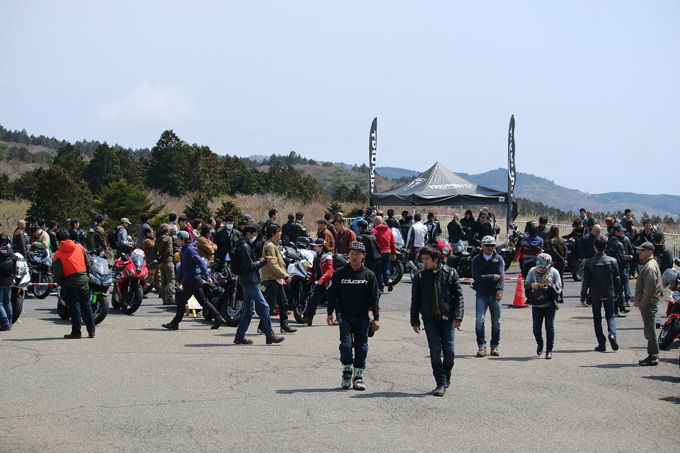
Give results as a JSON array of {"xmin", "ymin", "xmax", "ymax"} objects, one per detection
[{"xmin": 281, "ymin": 319, "xmax": 297, "ymax": 333}]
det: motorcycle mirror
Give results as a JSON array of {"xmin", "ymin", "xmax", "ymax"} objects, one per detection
[{"xmin": 673, "ymin": 291, "xmax": 680, "ymax": 302}]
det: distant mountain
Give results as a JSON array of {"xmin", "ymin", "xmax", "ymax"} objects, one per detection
[
  {"xmin": 458, "ymin": 168, "xmax": 680, "ymax": 219},
  {"xmin": 375, "ymin": 166, "xmax": 420, "ymax": 180}
]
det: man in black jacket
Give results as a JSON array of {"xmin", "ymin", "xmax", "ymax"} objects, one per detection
[
  {"xmin": 233, "ymin": 225, "xmax": 284, "ymax": 345},
  {"xmin": 471, "ymin": 236, "xmax": 505, "ymax": 357},
  {"xmin": 579, "ymin": 224, "xmax": 601, "ymax": 264},
  {"xmin": 446, "ymin": 213, "xmax": 464, "ymax": 248},
  {"xmin": 411, "ymin": 245, "xmax": 464, "ymax": 396},
  {"xmin": 606, "ymin": 224, "xmax": 633, "ymax": 316},
  {"xmin": 326, "ymin": 241, "xmax": 380, "ymax": 391},
  {"xmin": 356, "ymin": 220, "xmax": 380, "ymax": 273},
  {"xmin": 580, "ymin": 236, "xmax": 620, "ymax": 352}
]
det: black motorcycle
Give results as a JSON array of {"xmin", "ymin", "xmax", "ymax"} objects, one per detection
[
  {"xmin": 28, "ymin": 249, "xmax": 53, "ymax": 299},
  {"xmin": 498, "ymin": 225, "xmax": 522, "ymax": 271},
  {"xmin": 203, "ymin": 266, "xmax": 244, "ymax": 327},
  {"xmin": 564, "ymin": 241, "xmax": 584, "ymax": 281},
  {"xmin": 446, "ymin": 245, "xmax": 481, "ymax": 279}
]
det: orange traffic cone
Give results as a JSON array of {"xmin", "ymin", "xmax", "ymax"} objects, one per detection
[{"xmin": 508, "ymin": 273, "xmax": 528, "ymax": 309}]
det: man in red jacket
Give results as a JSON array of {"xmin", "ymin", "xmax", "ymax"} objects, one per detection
[{"xmin": 372, "ymin": 216, "xmax": 396, "ymax": 293}]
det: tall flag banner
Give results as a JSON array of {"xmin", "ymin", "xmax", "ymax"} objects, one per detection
[
  {"xmin": 507, "ymin": 115, "xmax": 517, "ymax": 229},
  {"xmin": 369, "ymin": 117, "xmax": 378, "ymax": 206}
]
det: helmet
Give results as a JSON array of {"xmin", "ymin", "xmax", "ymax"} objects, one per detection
[
  {"xmin": 296, "ymin": 236, "xmax": 312, "ymax": 249},
  {"xmin": 536, "ymin": 253, "xmax": 552, "ymax": 269},
  {"xmin": 661, "ymin": 268, "xmax": 679, "ymax": 291},
  {"xmin": 452, "ymin": 245, "xmax": 464, "ymax": 256}
]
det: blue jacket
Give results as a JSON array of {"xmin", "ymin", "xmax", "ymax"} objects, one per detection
[
  {"xmin": 471, "ymin": 251, "xmax": 505, "ymax": 296},
  {"xmin": 177, "ymin": 241, "xmax": 209, "ymax": 282},
  {"xmin": 351, "ymin": 216, "xmax": 364, "ymax": 235}
]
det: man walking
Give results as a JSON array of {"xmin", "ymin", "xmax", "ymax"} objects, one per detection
[
  {"xmin": 232, "ymin": 225, "xmax": 285, "ymax": 345},
  {"xmin": 471, "ymin": 236, "xmax": 505, "ymax": 357},
  {"xmin": 633, "ymin": 242, "xmax": 662, "ymax": 366},
  {"xmin": 334, "ymin": 218, "xmax": 356, "ymax": 255},
  {"xmin": 580, "ymin": 236, "xmax": 620, "ymax": 352},
  {"xmin": 606, "ymin": 224, "xmax": 633, "ymax": 316},
  {"xmin": 326, "ymin": 241, "xmax": 380, "ymax": 391},
  {"xmin": 162, "ymin": 231, "xmax": 226, "ymax": 330},
  {"xmin": 372, "ymin": 216, "xmax": 396, "ymax": 292},
  {"xmin": 406, "ymin": 213, "xmax": 428, "ymax": 262},
  {"xmin": 411, "ymin": 245, "xmax": 464, "ymax": 396}
]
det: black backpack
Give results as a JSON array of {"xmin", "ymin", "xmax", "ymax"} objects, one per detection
[
  {"xmin": 230, "ymin": 239, "xmax": 246, "ymax": 275},
  {"xmin": 108, "ymin": 226, "xmax": 120, "ymax": 250}
]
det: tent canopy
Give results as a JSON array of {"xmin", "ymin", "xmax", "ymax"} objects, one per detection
[{"xmin": 372, "ymin": 162, "xmax": 507, "ymax": 207}]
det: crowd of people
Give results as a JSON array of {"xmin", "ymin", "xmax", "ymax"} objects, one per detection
[{"xmin": 0, "ymin": 205, "xmax": 675, "ymax": 394}]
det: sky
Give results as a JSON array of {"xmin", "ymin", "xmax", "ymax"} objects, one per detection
[{"xmin": 1, "ymin": 1, "xmax": 679, "ymax": 196}]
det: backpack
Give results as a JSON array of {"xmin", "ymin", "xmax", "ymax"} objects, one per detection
[
  {"xmin": 230, "ymin": 240, "xmax": 245, "ymax": 275},
  {"xmin": 108, "ymin": 226, "xmax": 120, "ymax": 250},
  {"xmin": 85, "ymin": 227, "xmax": 96, "ymax": 251}
]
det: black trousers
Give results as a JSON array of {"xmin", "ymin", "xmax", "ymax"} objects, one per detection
[{"xmin": 171, "ymin": 277, "xmax": 220, "ymax": 325}]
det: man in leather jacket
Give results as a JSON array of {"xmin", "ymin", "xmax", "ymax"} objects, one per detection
[
  {"xmin": 411, "ymin": 245, "xmax": 464, "ymax": 397},
  {"xmin": 606, "ymin": 224, "xmax": 633, "ymax": 315},
  {"xmin": 580, "ymin": 236, "xmax": 620, "ymax": 352}
]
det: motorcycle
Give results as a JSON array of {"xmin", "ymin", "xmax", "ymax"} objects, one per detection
[
  {"xmin": 111, "ymin": 248, "xmax": 148, "ymax": 315},
  {"xmin": 658, "ymin": 259, "xmax": 680, "ymax": 350},
  {"xmin": 410, "ymin": 238, "xmax": 454, "ymax": 279},
  {"xmin": 564, "ymin": 241, "xmax": 584, "ymax": 281},
  {"xmin": 202, "ymin": 265, "xmax": 244, "ymax": 327},
  {"xmin": 446, "ymin": 244, "xmax": 481, "ymax": 279},
  {"xmin": 389, "ymin": 227, "xmax": 405, "ymax": 286},
  {"xmin": 56, "ymin": 253, "xmax": 112, "ymax": 324},
  {"xmin": 11, "ymin": 252, "xmax": 30, "ymax": 324},
  {"xmin": 28, "ymin": 249, "xmax": 53, "ymax": 299},
  {"xmin": 285, "ymin": 245, "xmax": 315, "ymax": 324},
  {"xmin": 497, "ymin": 225, "xmax": 522, "ymax": 271}
]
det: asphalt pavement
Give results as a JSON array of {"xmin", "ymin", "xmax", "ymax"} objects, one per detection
[{"xmin": 2, "ymin": 267, "xmax": 679, "ymax": 452}]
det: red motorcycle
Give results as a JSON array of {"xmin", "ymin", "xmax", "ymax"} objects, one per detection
[
  {"xmin": 659, "ymin": 259, "xmax": 680, "ymax": 350},
  {"xmin": 111, "ymin": 248, "xmax": 148, "ymax": 315}
]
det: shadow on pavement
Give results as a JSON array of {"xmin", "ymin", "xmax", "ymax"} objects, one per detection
[
  {"xmin": 643, "ymin": 375, "xmax": 680, "ymax": 384},
  {"xmin": 38, "ymin": 317, "xmax": 70, "ymax": 324},
  {"xmin": 350, "ymin": 391, "xmax": 430, "ymax": 398},
  {"xmin": 580, "ymin": 363, "xmax": 637, "ymax": 369},
  {"xmin": 659, "ymin": 396, "xmax": 680, "ymax": 405},
  {"xmin": 488, "ymin": 356, "xmax": 534, "ymax": 362},
  {"xmin": 550, "ymin": 349, "xmax": 593, "ymax": 354},
  {"xmin": 276, "ymin": 388, "xmax": 346, "ymax": 394},
  {"xmin": 6, "ymin": 337, "xmax": 68, "ymax": 342},
  {"xmin": 185, "ymin": 343, "xmax": 232, "ymax": 348}
]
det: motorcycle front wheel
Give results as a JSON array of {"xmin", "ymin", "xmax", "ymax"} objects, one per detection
[
  {"xmin": 572, "ymin": 261, "xmax": 584, "ymax": 282},
  {"xmin": 120, "ymin": 284, "xmax": 143, "ymax": 315},
  {"xmin": 11, "ymin": 288, "xmax": 24, "ymax": 324},
  {"xmin": 659, "ymin": 316, "xmax": 680, "ymax": 349},
  {"xmin": 93, "ymin": 294, "xmax": 109, "ymax": 324},
  {"xmin": 390, "ymin": 260, "xmax": 404, "ymax": 285},
  {"xmin": 32, "ymin": 272, "xmax": 53, "ymax": 299},
  {"xmin": 221, "ymin": 293, "xmax": 244, "ymax": 327},
  {"xmin": 57, "ymin": 297, "xmax": 71, "ymax": 320}
]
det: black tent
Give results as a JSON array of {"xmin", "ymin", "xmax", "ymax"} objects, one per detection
[{"xmin": 372, "ymin": 162, "xmax": 507, "ymax": 207}]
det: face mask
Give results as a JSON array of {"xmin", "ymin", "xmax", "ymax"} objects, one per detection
[
  {"xmin": 226, "ymin": 223, "xmax": 233, "ymax": 230},
  {"xmin": 249, "ymin": 236, "xmax": 257, "ymax": 244}
]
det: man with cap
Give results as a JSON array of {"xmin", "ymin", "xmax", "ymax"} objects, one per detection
[
  {"xmin": 606, "ymin": 224, "xmax": 634, "ymax": 316},
  {"xmin": 316, "ymin": 219, "xmax": 335, "ymax": 251},
  {"xmin": 242, "ymin": 213, "xmax": 252, "ymax": 224},
  {"xmin": 326, "ymin": 240, "xmax": 380, "ymax": 391},
  {"xmin": 634, "ymin": 241, "xmax": 662, "ymax": 366},
  {"xmin": 302, "ymin": 238, "xmax": 334, "ymax": 325},
  {"xmin": 470, "ymin": 212, "xmax": 493, "ymax": 247},
  {"xmin": 116, "ymin": 218, "xmax": 133, "ymax": 254},
  {"xmin": 471, "ymin": 235, "xmax": 505, "ymax": 357},
  {"xmin": 411, "ymin": 244, "xmax": 464, "ymax": 396},
  {"xmin": 580, "ymin": 236, "xmax": 620, "ymax": 352},
  {"xmin": 162, "ymin": 231, "xmax": 226, "ymax": 330}
]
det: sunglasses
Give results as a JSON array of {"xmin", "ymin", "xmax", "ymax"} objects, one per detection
[{"xmin": 482, "ymin": 244, "xmax": 495, "ymax": 247}]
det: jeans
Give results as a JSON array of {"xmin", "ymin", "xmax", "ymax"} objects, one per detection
[
  {"xmin": 236, "ymin": 283, "xmax": 273, "ymax": 337},
  {"xmin": 532, "ymin": 306, "xmax": 556, "ymax": 352},
  {"xmin": 374, "ymin": 252, "xmax": 392, "ymax": 290},
  {"xmin": 0, "ymin": 286, "xmax": 12, "ymax": 326},
  {"xmin": 304, "ymin": 284, "xmax": 326, "ymax": 320},
  {"xmin": 620, "ymin": 268, "xmax": 632, "ymax": 308},
  {"xmin": 171, "ymin": 277, "xmax": 220, "ymax": 325},
  {"xmin": 339, "ymin": 315, "xmax": 370, "ymax": 369},
  {"xmin": 590, "ymin": 297, "xmax": 616, "ymax": 345},
  {"xmin": 261, "ymin": 280, "xmax": 289, "ymax": 328},
  {"xmin": 423, "ymin": 318, "xmax": 455, "ymax": 387},
  {"xmin": 640, "ymin": 306, "xmax": 659, "ymax": 358},
  {"xmin": 475, "ymin": 293, "xmax": 501, "ymax": 348},
  {"xmin": 61, "ymin": 285, "xmax": 95, "ymax": 336}
]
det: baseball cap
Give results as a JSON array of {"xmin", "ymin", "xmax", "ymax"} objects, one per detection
[
  {"xmin": 481, "ymin": 235, "xmax": 496, "ymax": 245},
  {"xmin": 313, "ymin": 238, "xmax": 326, "ymax": 246},
  {"xmin": 176, "ymin": 231, "xmax": 190, "ymax": 240},
  {"xmin": 635, "ymin": 242, "xmax": 654, "ymax": 252},
  {"xmin": 243, "ymin": 214, "xmax": 252, "ymax": 221},
  {"xmin": 537, "ymin": 253, "xmax": 552, "ymax": 268},
  {"xmin": 612, "ymin": 224, "xmax": 625, "ymax": 232},
  {"xmin": 316, "ymin": 219, "xmax": 327, "ymax": 225}
]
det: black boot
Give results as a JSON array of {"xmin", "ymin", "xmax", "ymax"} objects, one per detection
[{"xmin": 281, "ymin": 320, "xmax": 297, "ymax": 333}]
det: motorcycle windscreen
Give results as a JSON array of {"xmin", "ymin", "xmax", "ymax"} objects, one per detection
[{"xmin": 131, "ymin": 254, "xmax": 145, "ymax": 273}]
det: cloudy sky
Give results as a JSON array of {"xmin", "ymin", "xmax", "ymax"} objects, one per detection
[{"xmin": 1, "ymin": 1, "xmax": 678, "ymax": 195}]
